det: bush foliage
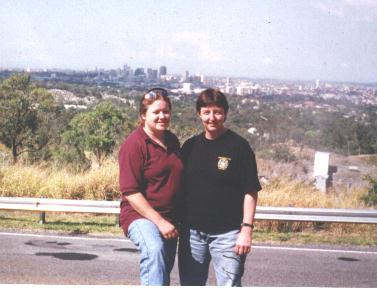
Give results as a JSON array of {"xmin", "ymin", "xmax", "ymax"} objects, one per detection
[{"xmin": 361, "ymin": 176, "xmax": 377, "ymax": 206}]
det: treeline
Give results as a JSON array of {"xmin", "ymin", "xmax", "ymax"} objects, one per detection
[
  {"xmin": 0, "ymin": 74, "xmax": 138, "ymax": 169},
  {"xmin": 224, "ymin": 97, "xmax": 377, "ymax": 156},
  {"xmin": 0, "ymin": 74, "xmax": 376, "ymax": 170},
  {"xmin": 172, "ymin": 93, "xmax": 377, "ymax": 157}
]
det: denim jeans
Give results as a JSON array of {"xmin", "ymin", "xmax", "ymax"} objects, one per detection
[
  {"xmin": 178, "ymin": 225, "xmax": 246, "ymax": 286},
  {"xmin": 127, "ymin": 218, "xmax": 177, "ymax": 285}
]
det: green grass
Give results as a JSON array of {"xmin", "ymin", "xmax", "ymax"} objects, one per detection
[
  {"xmin": 1, "ymin": 210, "xmax": 376, "ymax": 246},
  {"xmin": 0, "ymin": 210, "xmax": 122, "ymax": 236},
  {"xmin": 253, "ymin": 229, "xmax": 377, "ymax": 246}
]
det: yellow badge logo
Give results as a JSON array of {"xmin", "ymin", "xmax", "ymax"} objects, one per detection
[{"xmin": 217, "ymin": 156, "xmax": 231, "ymax": 170}]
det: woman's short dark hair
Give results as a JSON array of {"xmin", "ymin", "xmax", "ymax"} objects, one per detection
[{"xmin": 196, "ymin": 88, "xmax": 229, "ymax": 114}]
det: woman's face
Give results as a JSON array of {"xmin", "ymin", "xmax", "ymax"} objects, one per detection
[
  {"xmin": 141, "ymin": 99, "xmax": 171, "ymax": 134},
  {"xmin": 198, "ymin": 105, "xmax": 226, "ymax": 134}
]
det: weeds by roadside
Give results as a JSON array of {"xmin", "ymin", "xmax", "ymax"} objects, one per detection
[{"xmin": 0, "ymin": 160, "xmax": 376, "ymax": 246}]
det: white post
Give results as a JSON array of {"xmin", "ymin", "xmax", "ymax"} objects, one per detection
[{"xmin": 313, "ymin": 152, "xmax": 330, "ymax": 193}]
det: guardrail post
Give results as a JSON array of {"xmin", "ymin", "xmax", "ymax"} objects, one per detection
[
  {"xmin": 116, "ymin": 199, "xmax": 121, "ymax": 227},
  {"xmin": 39, "ymin": 212, "xmax": 46, "ymax": 224},
  {"xmin": 287, "ymin": 221, "xmax": 292, "ymax": 232}
]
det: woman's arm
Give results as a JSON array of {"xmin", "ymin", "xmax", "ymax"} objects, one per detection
[
  {"xmin": 126, "ymin": 192, "xmax": 178, "ymax": 239},
  {"xmin": 234, "ymin": 191, "xmax": 258, "ymax": 255}
]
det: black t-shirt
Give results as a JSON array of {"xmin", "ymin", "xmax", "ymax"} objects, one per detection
[{"xmin": 181, "ymin": 129, "xmax": 262, "ymax": 233}]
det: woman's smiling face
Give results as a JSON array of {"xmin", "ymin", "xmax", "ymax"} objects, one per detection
[{"xmin": 141, "ymin": 99, "xmax": 171, "ymax": 134}]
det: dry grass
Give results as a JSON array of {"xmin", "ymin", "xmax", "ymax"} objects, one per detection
[
  {"xmin": 257, "ymin": 178, "xmax": 375, "ymax": 238},
  {"xmin": 0, "ymin": 159, "xmax": 119, "ymax": 200},
  {"xmin": 0, "ymin": 159, "xmax": 375, "ymax": 243},
  {"xmin": 0, "ymin": 159, "xmax": 370, "ymax": 206},
  {"xmin": 259, "ymin": 178, "xmax": 367, "ymax": 208}
]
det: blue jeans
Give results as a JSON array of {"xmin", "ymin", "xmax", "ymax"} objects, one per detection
[
  {"xmin": 178, "ymin": 226, "xmax": 246, "ymax": 286},
  {"xmin": 127, "ymin": 219, "xmax": 177, "ymax": 285}
]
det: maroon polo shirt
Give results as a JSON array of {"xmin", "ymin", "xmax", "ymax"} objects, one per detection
[{"xmin": 118, "ymin": 126, "xmax": 183, "ymax": 234}]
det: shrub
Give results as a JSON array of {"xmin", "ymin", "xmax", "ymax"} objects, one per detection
[
  {"xmin": 272, "ymin": 144, "xmax": 297, "ymax": 163},
  {"xmin": 361, "ymin": 176, "xmax": 377, "ymax": 206}
]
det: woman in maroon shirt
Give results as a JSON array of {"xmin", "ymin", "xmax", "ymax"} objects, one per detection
[{"xmin": 118, "ymin": 88, "xmax": 183, "ymax": 285}]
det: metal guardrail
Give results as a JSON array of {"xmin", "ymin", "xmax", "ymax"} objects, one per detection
[
  {"xmin": 0, "ymin": 197, "xmax": 377, "ymax": 224},
  {"xmin": 0, "ymin": 197, "xmax": 119, "ymax": 214},
  {"xmin": 255, "ymin": 206, "xmax": 377, "ymax": 224}
]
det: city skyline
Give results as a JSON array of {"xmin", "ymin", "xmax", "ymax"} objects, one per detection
[{"xmin": 1, "ymin": 0, "xmax": 377, "ymax": 83}]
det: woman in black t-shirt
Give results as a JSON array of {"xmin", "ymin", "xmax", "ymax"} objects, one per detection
[{"xmin": 178, "ymin": 88, "xmax": 261, "ymax": 286}]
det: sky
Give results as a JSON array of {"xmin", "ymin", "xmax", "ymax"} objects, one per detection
[{"xmin": 1, "ymin": 0, "xmax": 377, "ymax": 83}]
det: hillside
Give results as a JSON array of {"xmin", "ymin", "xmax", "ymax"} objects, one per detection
[{"xmin": 258, "ymin": 145, "xmax": 377, "ymax": 190}]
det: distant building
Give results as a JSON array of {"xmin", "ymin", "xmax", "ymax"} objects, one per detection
[
  {"xmin": 182, "ymin": 82, "xmax": 192, "ymax": 93},
  {"xmin": 134, "ymin": 67, "xmax": 145, "ymax": 76},
  {"xmin": 315, "ymin": 79, "xmax": 320, "ymax": 89},
  {"xmin": 191, "ymin": 75, "xmax": 202, "ymax": 84},
  {"xmin": 159, "ymin": 66, "xmax": 167, "ymax": 77},
  {"xmin": 184, "ymin": 70, "xmax": 190, "ymax": 82},
  {"xmin": 236, "ymin": 85, "xmax": 251, "ymax": 96},
  {"xmin": 147, "ymin": 68, "xmax": 158, "ymax": 81},
  {"xmin": 224, "ymin": 85, "xmax": 235, "ymax": 94}
]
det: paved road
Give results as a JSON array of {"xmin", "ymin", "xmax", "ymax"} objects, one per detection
[{"xmin": 0, "ymin": 231, "xmax": 376, "ymax": 287}]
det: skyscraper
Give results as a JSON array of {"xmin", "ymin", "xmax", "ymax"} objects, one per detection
[
  {"xmin": 147, "ymin": 68, "xmax": 158, "ymax": 81},
  {"xmin": 159, "ymin": 66, "xmax": 167, "ymax": 77}
]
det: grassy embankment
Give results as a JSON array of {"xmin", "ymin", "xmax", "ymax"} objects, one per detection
[{"xmin": 0, "ymin": 159, "xmax": 376, "ymax": 246}]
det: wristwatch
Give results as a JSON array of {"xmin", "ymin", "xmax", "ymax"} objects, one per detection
[{"xmin": 241, "ymin": 222, "xmax": 255, "ymax": 229}]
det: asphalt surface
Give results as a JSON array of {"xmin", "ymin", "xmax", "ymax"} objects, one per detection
[{"xmin": 0, "ymin": 231, "xmax": 376, "ymax": 287}]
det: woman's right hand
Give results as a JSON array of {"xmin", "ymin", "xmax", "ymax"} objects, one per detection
[
  {"xmin": 156, "ymin": 218, "xmax": 179, "ymax": 240},
  {"xmin": 125, "ymin": 193, "xmax": 179, "ymax": 239}
]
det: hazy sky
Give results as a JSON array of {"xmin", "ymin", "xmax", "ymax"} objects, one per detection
[{"xmin": 1, "ymin": 0, "xmax": 377, "ymax": 83}]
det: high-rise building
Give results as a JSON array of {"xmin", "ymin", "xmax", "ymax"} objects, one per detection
[
  {"xmin": 122, "ymin": 64, "xmax": 132, "ymax": 81},
  {"xmin": 185, "ymin": 70, "xmax": 190, "ymax": 81},
  {"xmin": 159, "ymin": 66, "xmax": 167, "ymax": 76},
  {"xmin": 134, "ymin": 68, "xmax": 145, "ymax": 76},
  {"xmin": 147, "ymin": 68, "xmax": 158, "ymax": 81},
  {"xmin": 315, "ymin": 79, "xmax": 320, "ymax": 89}
]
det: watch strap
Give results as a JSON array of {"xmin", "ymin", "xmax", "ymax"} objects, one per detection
[{"xmin": 241, "ymin": 222, "xmax": 254, "ymax": 229}]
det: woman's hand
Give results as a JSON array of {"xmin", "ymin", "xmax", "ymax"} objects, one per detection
[
  {"xmin": 126, "ymin": 192, "xmax": 178, "ymax": 239},
  {"xmin": 234, "ymin": 226, "xmax": 252, "ymax": 255},
  {"xmin": 156, "ymin": 218, "xmax": 179, "ymax": 240}
]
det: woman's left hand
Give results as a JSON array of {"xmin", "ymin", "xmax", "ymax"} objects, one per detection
[{"xmin": 234, "ymin": 226, "xmax": 252, "ymax": 255}]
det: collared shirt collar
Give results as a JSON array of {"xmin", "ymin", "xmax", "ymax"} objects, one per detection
[
  {"xmin": 136, "ymin": 126, "xmax": 172, "ymax": 149},
  {"xmin": 136, "ymin": 126, "xmax": 150, "ymax": 141}
]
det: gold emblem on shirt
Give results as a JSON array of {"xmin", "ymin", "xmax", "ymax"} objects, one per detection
[{"xmin": 217, "ymin": 156, "xmax": 231, "ymax": 170}]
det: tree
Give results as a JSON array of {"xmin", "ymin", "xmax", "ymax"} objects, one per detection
[
  {"xmin": 61, "ymin": 101, "xmax": 129, "ymax": 166},
  {"xmin": 0, "ymin": 74, "xmax": 57, "ymax": 163}
]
